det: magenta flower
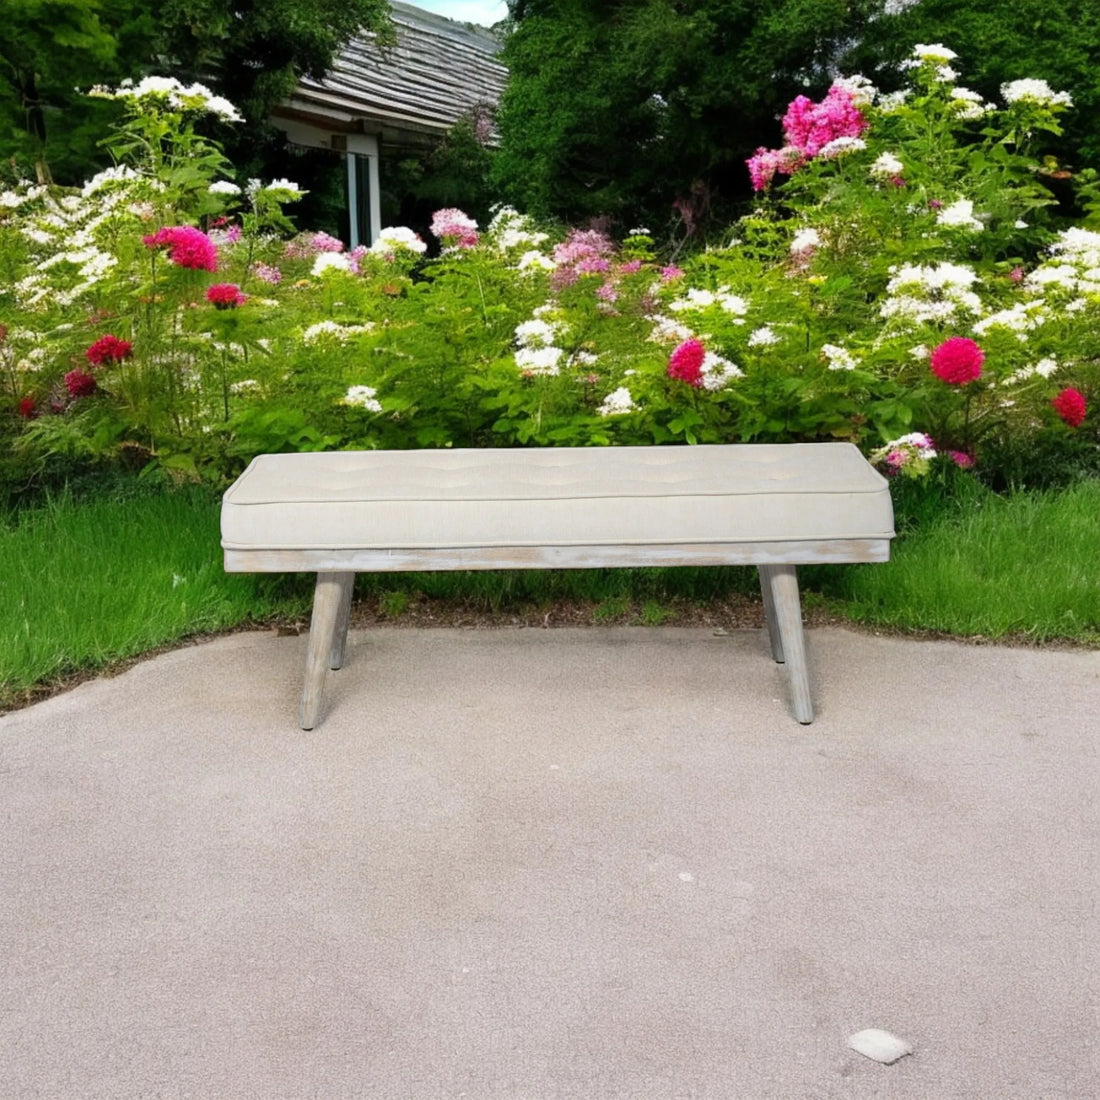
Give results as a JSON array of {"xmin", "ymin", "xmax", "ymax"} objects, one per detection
[
  {"xmin": 660, "ymin": 264, "xmax": 685, "ymax": 282},
  {"xmin": 64, "ymin": 369, "xmax": 97, "ymax": 398},
  {"xmin": 143, "ymin": 226, "xmax": 218, "ymax": 271},
  {"xmin": 948, "ymin": 450, "xmax": 975, "ymax": 469},
  {"xmin": 930, "ymin": 337, "xmax": 984, "ymax": 385},
  {"xmin": 668, "ymin": 339, "xmax": 706, "ymax": 387},
  {"xmin": 1052, "ymin": 387, "xmax": 1087, "ymax": 428},
  {"xmin": 85, "ymin": 334, "xmax": 133, "ymax": 366},
  {"xmin": 206, "ymin": 283, "xmax": 247, "ymax": 309}
]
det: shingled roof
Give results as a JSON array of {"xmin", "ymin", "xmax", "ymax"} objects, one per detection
[{"xmin": 276, "ymin": 1, "xmax": 508, "ymax": 147}]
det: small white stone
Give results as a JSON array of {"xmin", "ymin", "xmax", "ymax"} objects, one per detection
[{"xmin": 847, "ymin": 1028, "xmax": 914, "ymax": 1065}]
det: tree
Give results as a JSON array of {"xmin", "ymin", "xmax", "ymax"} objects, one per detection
[
  {"xmin": 493, "ymin": 0, "xmax": 882, "ymax": 232},
  {"xmin": 846, "ymin": 0, "xmax": 1100, "ymax": 172},
  {"xmin": 0, "ymin": 0, "xmax": 391, "ymax": 186}
]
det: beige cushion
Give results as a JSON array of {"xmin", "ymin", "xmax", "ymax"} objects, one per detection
[{"xmin": 220, "ymin": 444, "xmax": 894, "ymax": 552}]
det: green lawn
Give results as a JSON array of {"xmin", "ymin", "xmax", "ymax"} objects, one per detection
[{"xmin": 2, "ymin": 478, "xmax": 1097, "ymax": 708}]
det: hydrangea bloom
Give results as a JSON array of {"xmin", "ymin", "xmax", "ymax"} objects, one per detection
[
  {"xmin": 667, "ymin": 339, "xmax": 706, "ymax": 386},
  {"xmin": 143, "ymin": 225, "xmax": 218, "ymax": 271},
  {"xmin": 930, "ymin": 337, "xmax": 984, "ymax": 384},
  {"xmin": 1051, "ymin": 387, "xmax": 1086, "ymax": 427},
  {"xmin": 85, "ymin": 334, "xmax": 133, "ymax": 365}
]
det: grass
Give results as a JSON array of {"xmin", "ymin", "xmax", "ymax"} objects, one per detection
[
  {"xmin": 816, "ymin": 478, "xmax": 1100, "ymax": 642},
  {"xmin": 2, "ymin": 476, "xmax": 1097, "ymax": 708}
]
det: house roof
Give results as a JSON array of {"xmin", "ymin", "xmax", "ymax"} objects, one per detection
[{"xmin": 276, "ymin": 1, "xmax": 508, "ymax": 146}]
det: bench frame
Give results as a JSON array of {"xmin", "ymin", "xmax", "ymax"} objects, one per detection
[{"xmin": 224, "ymin": 536, "xmax": 890, "ymax": 730}]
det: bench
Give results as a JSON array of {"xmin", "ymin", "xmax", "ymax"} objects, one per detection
[{"xmin": 220, "ymin": 443, "xmax": 894, "ymax": 729}]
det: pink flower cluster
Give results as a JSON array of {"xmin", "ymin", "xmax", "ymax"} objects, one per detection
[
  {"xmin": 283, "ymin": 232, "xmax": 345, "ymax": 260},
  {"xmin": 668, "ymin": 339, "xmax": 706, "ymax": 387},
  {"xmin": 85, "ymin": 334, "xmax": 132, "ymax": 366},
  {"xmin": 747, "ymin": 84, "xmax": 868, "ymax": 191},
  {"xmin": 930, "ymin": 337, "xmax": 984, "ymax": 385},
  {"xmin": 551, "ymin": 228, "xmax": 615, "ymax": 290},
  {"xmin": 142, "ymin": 226, "xmax": 218, "ymax": 271},
  {"xmin": 1052, "ymin": 387, "xmax": 1087, "ymax": 428},
  {"xmin": 430, "ymin": 208, "xmax": 479, "ymax": 248},
  {"xmin": 206, "ymin": 283, "xmax": 247, "ymax": 309}
]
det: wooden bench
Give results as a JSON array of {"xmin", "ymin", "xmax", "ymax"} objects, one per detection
[{"xmin": 220, "ymin": 444, "xmax": 894, "ymax": 729}]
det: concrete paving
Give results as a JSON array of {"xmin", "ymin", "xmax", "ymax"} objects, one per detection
[{"xmin": 1, "ymin": 625, "xmax": 1097, "ymax": 1099}]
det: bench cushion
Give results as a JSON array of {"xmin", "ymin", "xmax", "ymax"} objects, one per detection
[{"xmin": 220, "ymin": 443, "xmax": 894, "ymax": 553}]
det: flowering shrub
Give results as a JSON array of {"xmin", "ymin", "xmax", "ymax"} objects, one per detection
[{"xmin": 0, "ymin": 47, "xmax": 1096, "ymax": 497}]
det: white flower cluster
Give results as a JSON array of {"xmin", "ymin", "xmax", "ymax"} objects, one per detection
[
  {"xmin": 747, "ymin": 325, "xmax": 779, "ymax": 348},
  {"xmin": 81, "ymin": 165, "xmax": 142, "ymax": 197},
  {"xmin": 1024, "ymin": 228, "xmax": 1100, "ymax": 297},
  {"xmin": 831, "ymin": 74, "xmax": 877, "ymax": 108},
  {"xmin": 1002, "ymin": 357, "xmax": 1060, "ymax": 386},
  {"xmin": 880, "ymin": 262, "xmax": 982, "ymax": 327},
  {"xmin": 369, "ymin": 226, "xmax": 427, "ymax": 257},
  {"xmin": 936, "ymin": 198, "xmax": 984, "ymax": 232},
  {"xmin": 646, "ymin": 314, "xmax": 695, "ymax": 344},
  {"xmin": 341, "ymin": 385, "xmax": 382, "ymax": 412},
  {"xmin": 302, "ymin": 320, "xmax": 374, "ymax": 344},
  {"xmin": 0, "ymin": 183, "xmax": 47, "ymax": 210},
  {"xmin": 88, "ymin": 76, "xmax": 243, "ymax": 122},
  {"xmin": 312, "ymin": 252, "xmax": 353, "ymax": 277},
  {"xmin": 667, "ymin": 286, "xmax": 747, "ymax": 315},
  {"xmin": 597, "ymin": 387, "xmax": 637, "ymax": 416},
  {"xmin": 700, "ymin": 351, "xmax": 743, "ymax": 390},
  {"xmin": 514, "ymin": 314, "xmax": 565, "ymax": 375},
  {"xmin": 948, "ymin": 87, "xmax": 993, "ymax": 121},
  {"xmin": 819, "ymin": 136, "xmax": 866, "ymax": 158},
  {"xmin": 1001, "ymin": 79, "xmax": 1073, "ymax": 108},
  {"xmin": 821, "ymin": 344, "xmax": 858, "ymax": 371},
  {"xmin": 972, "ymin": 301, "xmax": 1048, "ymax": 338},
  {"xmin": 902, "ymin": 44, "xmax": 958, "ymax": 81},
  {"xmin": 488, "ymin": 205, "xmax": 549, "ymax": 252},
  {"xmin": 209, "ymin": 180, "xmax": 241, "ymax": 196},
  {"xmin": 869, "ymin": 152, "xmax": 903, "ymax": 180},
  {"xmin": 790, "ymin": 227, "xmax": 821, "ymax": 253}
]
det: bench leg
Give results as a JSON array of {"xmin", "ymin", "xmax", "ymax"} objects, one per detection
[
  {"xmin": 299, "ymin": 572, "xmax": 352, "ymax": 731},
  {"xmin": 758, "ymin": 564, "xmax": 814, "ymax": 724},
  {"xmin": 328, "ymin": 572, "xmax": 355, "ymax": 671},
  {"xmin": 758, "ymin": 566, "xmax": 785, "ymax": 664}
]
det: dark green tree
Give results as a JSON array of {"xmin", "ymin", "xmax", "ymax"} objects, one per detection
[
  {"xmin": 493, "ymin": 0, "xmax": 882, "ymax": 232},
  {"xmin": 0, "ymin": 0, "xmax": 391, "ymax": 186}
]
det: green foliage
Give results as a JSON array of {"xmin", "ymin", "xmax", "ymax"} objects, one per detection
[{"xmin": 1, "ymin": 52, "xmax": 1097, "ymax": 503}]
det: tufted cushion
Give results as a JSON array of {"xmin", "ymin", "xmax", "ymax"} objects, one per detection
[{"xmin": 220, "ymin": 444, "xmax": 894, "ymax": 552}]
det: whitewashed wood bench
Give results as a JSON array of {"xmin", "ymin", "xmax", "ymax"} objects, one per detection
[{"xmin": 221, "ymin": 444, "xmax": 894, "ymax": 729}]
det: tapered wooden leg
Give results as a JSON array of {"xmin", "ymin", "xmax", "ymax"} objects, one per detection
[
  {"xmin": 759, "ymin": 564, "xmax": 813, "ymax": 724},
  {"xmin": 299, "ymin": 573, "xmax": 347, "ymax": 730},
  {"xmin": 758, "ymin": 566, "xmax": 785, "ymax": 664},
  {"xmin": 328, "ymin": 572, "xmax": 355, "ymax": 671}
]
